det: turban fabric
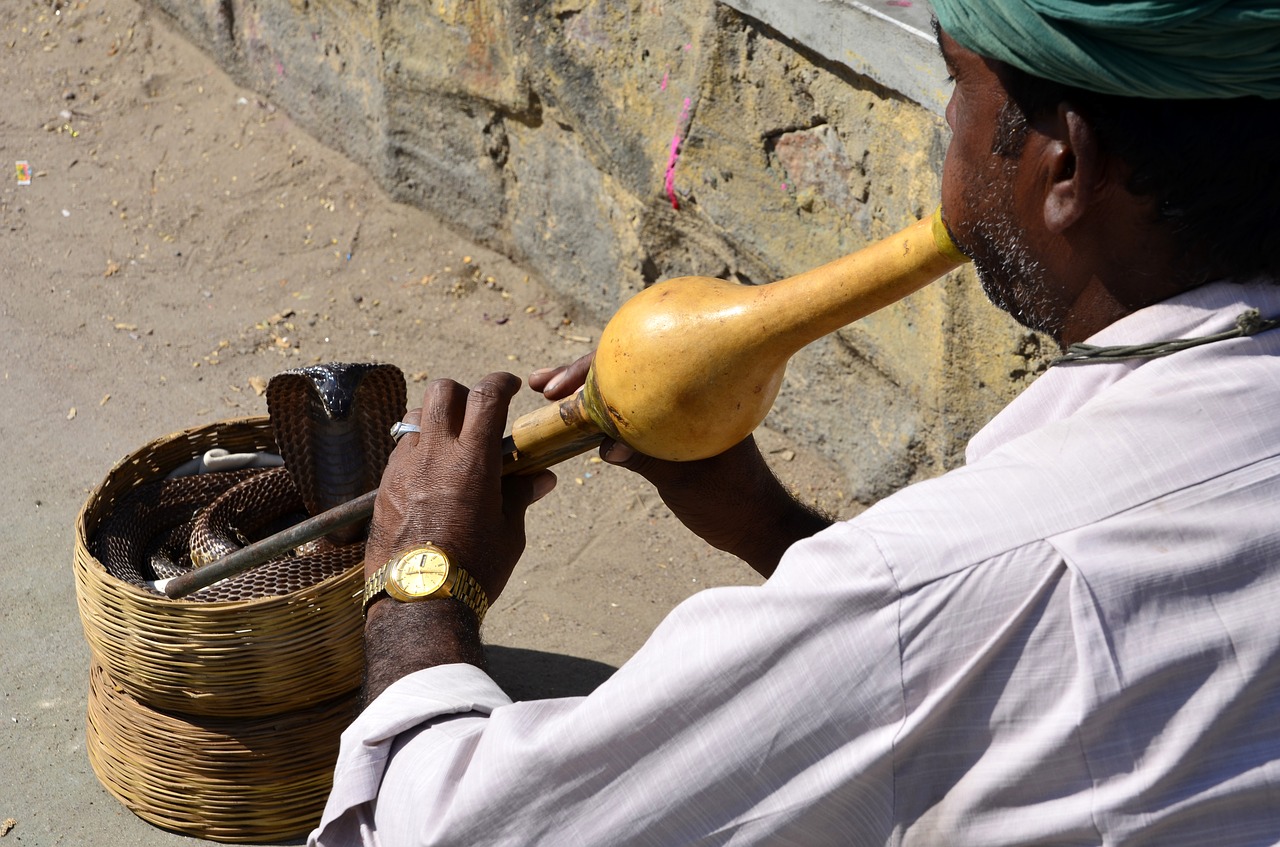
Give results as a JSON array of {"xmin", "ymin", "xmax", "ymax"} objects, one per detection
[{"xmin": 931, "ymin": 0, "xmax": 1280, "ymax": 99}]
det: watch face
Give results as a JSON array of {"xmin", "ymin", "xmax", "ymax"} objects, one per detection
[{"xmin": 387, "ymin": 547, "xmax": 450, "ymax": 600}]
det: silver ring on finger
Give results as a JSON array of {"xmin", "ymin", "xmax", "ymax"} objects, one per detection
[{"xmin": 390, "ymin": 422, "xmax": 421, "ymax": 443}]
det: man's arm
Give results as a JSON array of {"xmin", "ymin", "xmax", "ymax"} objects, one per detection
[
  {"xmin": 315, "ymin": 525, "xmax": 907, "ymax": 847},
  {"xmin": 360, "ymin": 373, "xmax": 555, "ymax": 702},
  {"xmin": 362, "ymin": 599, "xmax": 485, "ymax": 705},
  {"xmin": 311, "ymin": 370, "xmax": 895, "ymax": 847},
  {"xmin": 597, "ymin": 436, "xmax": 832, "ymax": 578},
  {"xmin": 531, "ymin": 355, "xmax": 833, "ymax": 578}
]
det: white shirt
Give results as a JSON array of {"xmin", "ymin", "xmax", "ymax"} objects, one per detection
[{"xmin": 310, "ymin": 281, "xmax": 1280, "ymax": 846}]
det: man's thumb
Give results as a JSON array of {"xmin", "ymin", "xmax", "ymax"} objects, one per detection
[{"xmin": 600, "ymin": 439, "xmax": 635, "ymax": 465}]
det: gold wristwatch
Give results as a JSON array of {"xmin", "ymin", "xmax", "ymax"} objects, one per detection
[{"xmin": 362, "ymin": 543, "xmax": 489, "ymax": 622}]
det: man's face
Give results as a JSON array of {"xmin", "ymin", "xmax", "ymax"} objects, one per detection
[{"xmin": 938, "ymin": 30, "xmax": 1065, "ymax": 339}]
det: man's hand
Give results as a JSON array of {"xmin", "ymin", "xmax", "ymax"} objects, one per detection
[
  {"xmin": 530, "ymin": 355, "xmax": 831, "ymax": 578},
  {"xmin": 362, "ymin": 372, "xmax": 556, "ymax": 704},
  {"xmin": 367, "ymin": 373, "xmax": 555, "ymax": 599}
]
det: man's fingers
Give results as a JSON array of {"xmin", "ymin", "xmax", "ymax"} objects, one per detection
[
  {"xmin": 528, "ymin": 470, "xmax": 558, "ymax": 504},
  {"xmin": 390, "ymin": 407, "xmax": 424, "ymax": 452},
  {"xmin": 419, "ymin": 378, "xmax": 469, "ymax": 440},
  {"xmin": 392, "ymin": 375, "xmax": 520, "ymax": 486},
  {"xmin": 600, "ymin": 439, "xmax": 635, "ymax": 465},
  {"xmin": 461, "ymin": 372, "xmax": 522, "ymax": 450},
  {"xmin": 530, "ymin": 352, "xmax": 594, "ymax": 400},
  {"xmin": 598, "ymin": 438, "xmax": 675, "ymax": 488},
  {"xmin": 528, "ymin": 367, "xmax": 561, "ymax": 391},
  {"xmin": 502, "ymin": 470, "xmax": 558, "ymax": 513}
]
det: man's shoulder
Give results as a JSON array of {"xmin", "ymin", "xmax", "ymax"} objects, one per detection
[{"xmin": 851, "ymin": 341, "xmax": 1280, "ymax": 587}]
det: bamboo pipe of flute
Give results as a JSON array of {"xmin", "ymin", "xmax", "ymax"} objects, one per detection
[{"xmin": 163, "ymin": 208, "xmax": 969, "ymax": 599}]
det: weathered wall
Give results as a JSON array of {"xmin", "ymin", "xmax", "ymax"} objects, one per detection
[{"xmin": 138, "ymin": 0, "xmax": 1051, "ymax": 503}]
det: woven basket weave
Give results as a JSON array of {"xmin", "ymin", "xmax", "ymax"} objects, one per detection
[
  {"xmin": 73, "ymin": 416, "xmax": 365, "ymax": 717},
  {"xmin": 87, "ymin": 662, "xmax": 357, "ymax": 842},
  {"xmin": 74, "ymin": 417, "xmax": 367, "ymax": 841}
]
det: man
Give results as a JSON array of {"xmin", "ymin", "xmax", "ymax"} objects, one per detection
[{"xmin": 310, "ymin": 1, "xmax": 1280, "ymax": 843}]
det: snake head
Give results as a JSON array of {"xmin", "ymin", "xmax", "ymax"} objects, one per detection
[{"xmin": 271, "ymin": 362, "xmax": 382, "ymax": 421}]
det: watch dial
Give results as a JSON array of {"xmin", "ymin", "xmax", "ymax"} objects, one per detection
[{"xmin": 390, "ymin": 549, "xmax": 449, "ymax": 597}]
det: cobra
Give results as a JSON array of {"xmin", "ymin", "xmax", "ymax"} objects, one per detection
[{"xmin": 94, "ymin": 362, "xmax": 406, "ymax": 602}]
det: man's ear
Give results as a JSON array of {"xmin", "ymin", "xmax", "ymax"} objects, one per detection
[{"xmin": 1042, "ymin": 103, "xmax": 1099, "ymax": 233}]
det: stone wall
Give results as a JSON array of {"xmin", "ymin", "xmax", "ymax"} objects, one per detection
[{"xmin": 138, "ymin": 0, "xmax": 1051, "ymax": 502}]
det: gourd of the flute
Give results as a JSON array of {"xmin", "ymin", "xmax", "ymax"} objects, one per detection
[
  {"xmin": 588, "ymin": 274, "xmax": 794, "ymax": 462},
  {"xmin": 586, "ymin": 211, "xmax": 967, "ymax": 462}
]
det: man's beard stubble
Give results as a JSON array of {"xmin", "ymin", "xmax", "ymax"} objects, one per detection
[
  {"xmin": 951, "ymin": 97, "xmax": 1068, "ymax": 342},
  {"xmin": 955, "ymin": 177, "xmax": 1063, "ymax": 341}
]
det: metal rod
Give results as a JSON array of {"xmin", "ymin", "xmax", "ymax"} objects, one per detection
[
  {"xmin": 160, "ymin": 428, "xmax": 606, "ymax": 600},
  {"xmin": 162, "ymin": 489, "xmax": 379, "ymax": 599}
]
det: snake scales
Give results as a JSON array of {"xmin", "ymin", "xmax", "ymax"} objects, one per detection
[{"xmin": 94, "ymin": 363, "xmax": 406, "ymax": 602}]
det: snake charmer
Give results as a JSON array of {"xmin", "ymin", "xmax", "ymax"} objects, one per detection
[{"xmin": 312, "ymin": 1, "xmax": 1280, "ymax": 843}]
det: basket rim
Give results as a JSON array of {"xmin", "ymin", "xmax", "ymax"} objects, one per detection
[{"xmin": 75, "ymin": 415, "xmax": 361, "ymax": 608}]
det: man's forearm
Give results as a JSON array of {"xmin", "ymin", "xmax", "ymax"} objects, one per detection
[
  {"xmin": 734, "ymin": 482, "xmax": 834, "ymax": 578},
  {"xmin": 363, "ymin": 599, "xmax": 486, "ymax": 706}
]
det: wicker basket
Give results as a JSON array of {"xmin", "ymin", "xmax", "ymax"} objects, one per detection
[
  {"xmin": 74, "ymin": 417, "xmax": 366, "ymax": 841},
  {"xmin": 87, "ymin": 662, "xmax": 357, "ymax": 843},
  {"xmin": 73, "ymin": 417, "xmax": 365, "ymax": 717}
]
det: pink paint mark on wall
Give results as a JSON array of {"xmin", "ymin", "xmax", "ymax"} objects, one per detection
[
  {"xmin": 660, "ymin": 70, "xmax": 669, "ymax": 91},
  {"xmin": 886, "ymin": 0, "xmax": 912, "ymax": 6},
  {"xmin": 664, "ymin": 97, "xmax": 692, "ymax": 210}
]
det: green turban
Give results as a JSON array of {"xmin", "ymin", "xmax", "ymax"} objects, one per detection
[{"xmin": 931, "ymin": 0, "xmax": 1280, "ymax": 99}]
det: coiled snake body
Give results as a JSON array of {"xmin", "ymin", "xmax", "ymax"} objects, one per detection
[{"xmin": 94, "ymin": 363, "xmax": 406, "ymax": 602}]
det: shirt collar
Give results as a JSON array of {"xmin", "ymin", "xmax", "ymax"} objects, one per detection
[{"xmin": 964, "ymin": 279, "xmax": 1280, "ymax": 465}]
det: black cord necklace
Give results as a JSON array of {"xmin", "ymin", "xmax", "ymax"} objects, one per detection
[{"xmin": 1051, "ymin": 309, "xmax": 1280, "ymax": 366}]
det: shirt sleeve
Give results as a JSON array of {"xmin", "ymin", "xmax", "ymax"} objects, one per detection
[
  {"xmin": 308, "ymin": 664, "xmax": 514, "ymax": 846},
  {"xmin": 309, "ymin": 524, "xmax": 907, "ymax": 847}
]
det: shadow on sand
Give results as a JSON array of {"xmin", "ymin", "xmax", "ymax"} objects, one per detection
[{"xmin": 484, "ymin": 645, "xmax": 620, "ymax": 701}]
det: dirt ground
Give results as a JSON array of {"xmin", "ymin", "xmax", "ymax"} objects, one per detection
[{"xmin": 0, "ymin": 1, "xmax": 852, "ymax": 844}]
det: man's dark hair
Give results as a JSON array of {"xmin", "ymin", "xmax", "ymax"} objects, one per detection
[{"xmin": 995, "ymin": 64, "xmax": 1280, "ymax": 286}]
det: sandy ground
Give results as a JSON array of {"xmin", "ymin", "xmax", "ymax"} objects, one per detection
[{"xmin": 0, "ymin": 1, "xmax": 852, "ymax": 844}]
